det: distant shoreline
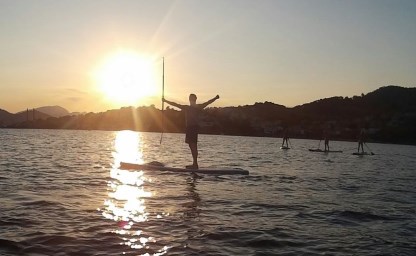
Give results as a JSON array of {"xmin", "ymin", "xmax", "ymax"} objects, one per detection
[
  {"xmin": 1, "ymin": 127, "xmax": 415, "ymax": 147},
  {"xmin": 2, "ymin": 86, "xmax": 416, "ymax": 146}
]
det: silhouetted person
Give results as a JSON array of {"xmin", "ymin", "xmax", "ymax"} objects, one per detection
[
  {"xmin": 281, "ymin": 127, "xmax": 289, "ymax": 148},
  {"xmin": 323, "ymin": 129, "xmax": 330, "ymax": 151},
  {"xmin": 163, "ymin": 94, "xmax": 220, "ymax": 169},
  {"xmin": 358, "ymin": 128, "xmax": 366, "ymax": 153}
]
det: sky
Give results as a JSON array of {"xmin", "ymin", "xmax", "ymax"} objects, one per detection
[{"xmin": 1, "ymin": 0, "xmax": 415, "ymax": 113}]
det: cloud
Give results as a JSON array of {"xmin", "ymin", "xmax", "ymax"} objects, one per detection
[
  {"xmin": 64, "ymin": 88, "xmax": 88, "ymax": 95},
  {"xmin": 66, "ymin": 96, "xmax": 82, "ymax": 102}
]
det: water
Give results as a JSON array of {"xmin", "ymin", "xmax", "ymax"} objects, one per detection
[{"xmin": 0, "ymin": 129, "xmax": 415, "ymax": 256}]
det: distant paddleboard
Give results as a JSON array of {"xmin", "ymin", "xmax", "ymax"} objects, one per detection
[
  {"xmin": 352, "ymin": 152, "xmax": 374, "ymax": 156},
  {"xmin": 119, "ymin": 162, "xmax": 249, "ymax": 175},
  {"xmin": 280, "ymin": 146, "xmax": 290, "ymax": 150},
  {"xmin": 309, "ymin": 149, "xmax": 343, "ymax": 153}
]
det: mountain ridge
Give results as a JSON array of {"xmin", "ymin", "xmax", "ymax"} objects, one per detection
[
  {"xmin": 2, "ymin": 85, "xmax": 416, "ymax": 144},
  {"xmin": 0, "ymin": 106, "xmax": 72, "ymax": 126}
]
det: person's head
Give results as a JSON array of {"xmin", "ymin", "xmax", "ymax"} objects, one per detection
[{"xmin": 189, "ymin": 94, "xmax": 197, "ymax": 105}]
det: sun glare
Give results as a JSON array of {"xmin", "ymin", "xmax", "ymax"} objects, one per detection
[{"xmin": 94, "ymin": 50, "xmax": 158, "ymax": 106}]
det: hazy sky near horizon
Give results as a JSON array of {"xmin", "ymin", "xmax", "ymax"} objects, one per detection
[{"xmin": 1, "ymin": 0, "xmax": 415, "ymax": 113}]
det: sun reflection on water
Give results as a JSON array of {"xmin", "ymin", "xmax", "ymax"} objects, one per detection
[
  {"xmin": 100, "ymin": 130, "xmax": 170, "ymax": 255},
  {"xmin": 112, "ymin": 130, "xmax": 144, "ymax": 165}
]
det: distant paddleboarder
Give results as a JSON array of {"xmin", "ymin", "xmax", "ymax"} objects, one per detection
[
  {"xmin": 357, "ymin": 128, "xmax": 366, "ymax": 153},
  {"xmin": 281, "ymin": 127, "xmax": 290, "ymax": 149},
  {"xmin": 323, "ymin": 129, "xmax": 330, "ymax": 151},
  {"xmin": 163, "ymin": 94, "xmax": 220, "ymax": 169}
]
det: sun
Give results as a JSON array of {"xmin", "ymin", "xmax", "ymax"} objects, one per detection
[{"xmin": 93, "ymin": 50, "xmax": 158, "ymax": 106}]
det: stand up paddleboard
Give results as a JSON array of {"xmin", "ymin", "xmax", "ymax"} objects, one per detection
[
  {"xmin": 352, "ymin": 152, "xmax": 375, "ymax": 156},
  {"xmin": 119, "ymin": 162, "xmax": 249, "ymax": 175},
  {"xmin": 309, "ymin": 149, "xmax": 343, "ymax": 153}
]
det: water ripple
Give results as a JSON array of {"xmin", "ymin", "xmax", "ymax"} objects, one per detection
[{"xmin": 0, "ymin": 129, "xmax": 415, "ymax": 255}]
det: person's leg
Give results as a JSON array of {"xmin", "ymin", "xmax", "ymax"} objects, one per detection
[
  {"xmin": 185, "ymin": 126, "xmax": 199, "ymax": 169},
  {"xmin": 189, "ymin": 142, "xmax": 198, "ymax": 167}
]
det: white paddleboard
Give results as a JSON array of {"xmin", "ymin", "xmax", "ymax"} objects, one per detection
[
  {"xmin": 309, "ymin": 149, "xmax": 343, "ymax": 153},
  {"xmin": 352, "ymin": 152, "xmax": 374, "ymax": 156},
  {"xmin": 119, "ymin": 162, "xmax": 249, "ymax": 175}
]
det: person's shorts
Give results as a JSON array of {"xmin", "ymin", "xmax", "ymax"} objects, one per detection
[{"xmin": 185, "ymin": 125, "xmax": 199, "ymax": 144}]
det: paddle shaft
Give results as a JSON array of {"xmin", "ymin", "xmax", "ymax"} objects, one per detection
[
  {"xmin": 364, "ymin": 143, "xmax": 374, "ymax": 154},
  {"xmin": 160, "ymin": 57, "xmax": 165, "ymax": 144}
]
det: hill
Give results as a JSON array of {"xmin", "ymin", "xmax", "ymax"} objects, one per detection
[
  {"xmin": 3, "ymin": 86, "xmax": 416, "ymax": 144},
  {"xmin": 0, "ymin": 106, "xmax": 70, "ymax": 126},
  {"xmin": 3, "ymin": 109, "xmax": 52, "ymax": 126},
  {"xmin": 294, "ymin": 86, "xmax": 416, "ymax": 119},
  {"xmin": 35, "ymin": 106, "xmax": 70, "ymax": 117},
  {"xmin": 0, "ymin": 109, "xmax": 14, "ymax": 127},
  {"xmin": 288, "ymin": 86, "xmax": 416, "ymax": 143}
]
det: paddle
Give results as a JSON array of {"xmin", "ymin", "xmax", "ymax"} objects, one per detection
[
  {"xmin": 159, "ymin": 57, "xmax": 165, "ymax": 144},
  {"xmin": 365, "ymin": 143, "xmax": 375, "ymax": 155},
  {"xmin": 288, "ymin": 138, "xmax": 293, "ymax": 149}
]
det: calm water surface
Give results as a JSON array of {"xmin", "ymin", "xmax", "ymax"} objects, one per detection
[{"xmin": 0, "ymin": 129, "xmax": 415, "ymax": 255}]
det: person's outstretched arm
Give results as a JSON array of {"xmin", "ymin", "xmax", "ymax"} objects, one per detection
[
  {"xmin": 162, "ymin": 98, "xmax": 185, "ymax": 110},
  {"xmin": 199, "ymin": 95, "xmax": 220, "ymax": 109}
]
